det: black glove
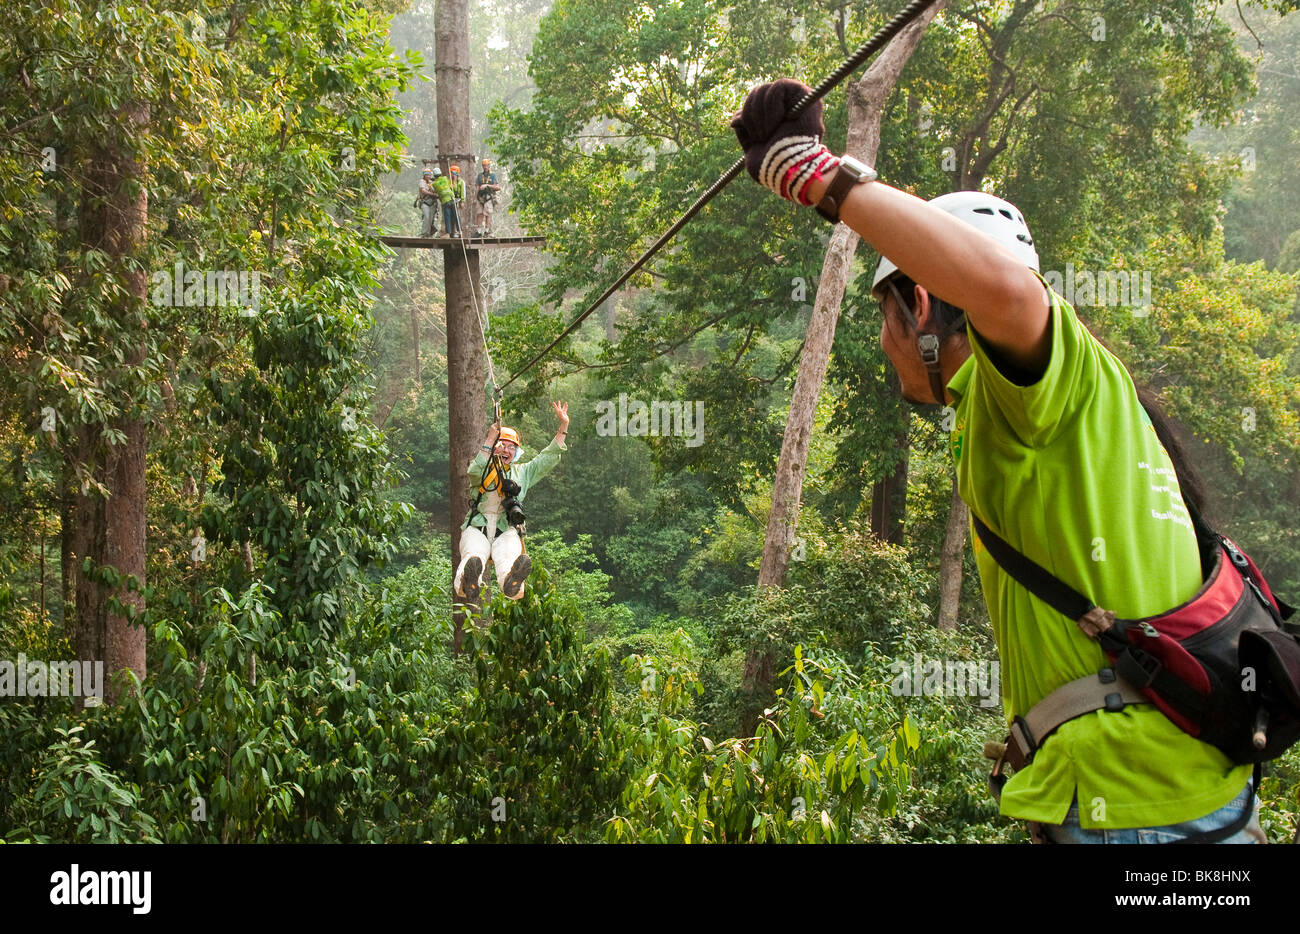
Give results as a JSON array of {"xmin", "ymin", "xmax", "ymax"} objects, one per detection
[{"xmin": 730, "ymin": 79, "xmax": 837, "ymax": 204}]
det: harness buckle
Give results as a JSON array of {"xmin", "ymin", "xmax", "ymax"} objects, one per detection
[
  {"xmin": 917, "ymin": 333, "xmax": 940, "ymax": 367},
  {"xmin": 1076, "ymin": 605, "xmax": 1117, "ymax": 640},
  {"xmin": 1007, "ymin": 715, "xmax": 1037, "ymax": 768}
]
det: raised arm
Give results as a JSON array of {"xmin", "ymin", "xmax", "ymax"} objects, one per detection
[
  {"xmin": 733, "ymin": 79, "xmax": 1049, "ymax": 373},
  {"xmin": 551, "ymin": 400, "xmax": 569, "ymax": 448},
  {"xmin": 806, "ymin": 177, "xmax": 1049, "ymax": 373}
]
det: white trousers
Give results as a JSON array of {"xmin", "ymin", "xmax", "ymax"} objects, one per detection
[{"xmin": 455, "ymin": 522, "xmax": 525, "ymax": 600}]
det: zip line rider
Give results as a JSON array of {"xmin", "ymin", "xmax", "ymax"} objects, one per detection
[
  {"xmin": 732, "ymin": 79, "xmax": 1259, "ymax": 843},
  {"xmin": 455, "ymin": 400, "xmax": 569, "ymax": 603}
]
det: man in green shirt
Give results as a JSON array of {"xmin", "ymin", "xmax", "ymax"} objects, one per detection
[
  {"xmin": 430, "ymin": 167, "xmax": 455, "ymax": 237},
  {"xmin": 733, "ymin": 79, "xmax": 1258, "ymax": 842}
]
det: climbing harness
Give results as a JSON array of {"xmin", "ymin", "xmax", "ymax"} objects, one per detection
[
  {"xmin": 972, "ymin": 498, "xmax": 1299, "ymax": 766},
  {"xmin": 973, "ymin": 493, "xmax": 1299, "ymax": 842}
]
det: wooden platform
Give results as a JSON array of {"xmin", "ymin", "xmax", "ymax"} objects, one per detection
[{"xmin": 380, "ymin": 234, "xmax": 546, "ymax": 249}]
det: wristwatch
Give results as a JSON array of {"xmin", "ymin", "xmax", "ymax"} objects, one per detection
[{"xmin": 815, "ymin": 155, "xmax": 877, "ymax": 223}]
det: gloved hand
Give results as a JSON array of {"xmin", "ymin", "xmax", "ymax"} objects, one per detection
[{"xmin": 731, "ymin": 78, "xmax": 839, "ymax": 206}]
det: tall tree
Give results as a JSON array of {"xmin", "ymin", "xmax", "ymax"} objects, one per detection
[
  {"xmin": 437, "ymin": 0, "xmax": 490, "ymax": 649},
  {"xmin": 70, "ymin": 96, "xmax": 150, "ymax": 701},
  {"xmin": 746, "ymin": 1, "xmax": 945, "ymax": 704}
]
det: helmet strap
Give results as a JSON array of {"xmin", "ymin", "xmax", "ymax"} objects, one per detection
[
  {"xmin": 886, "ymin": 279, "xmax": 949, "ymax": 405},
  {"xmin": 917, "ymin": 333, "xmax": 948, "ymax": 405}
]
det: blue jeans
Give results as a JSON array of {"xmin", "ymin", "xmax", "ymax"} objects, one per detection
[
  {"xmin": 1036, "ymin": 780, "xmax": 1264, "ymax": 843},
  {"xmin": 442, "ymin": 203, "xmax": 461, "ymax": 236}
]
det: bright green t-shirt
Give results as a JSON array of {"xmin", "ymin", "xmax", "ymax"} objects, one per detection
[{"xmin": 947, "ymin": 277, "xmax": 1250, "ymax": 828}]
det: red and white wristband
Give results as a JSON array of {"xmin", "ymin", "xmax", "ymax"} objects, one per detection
[{"xmin": 757, "ymin": 135, "xmax": 840, "ymax": 206}]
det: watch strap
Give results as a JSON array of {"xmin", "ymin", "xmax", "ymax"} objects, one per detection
[{"xmin": 816, "ymin": 157, "xmax": 877, "ymax": 223}]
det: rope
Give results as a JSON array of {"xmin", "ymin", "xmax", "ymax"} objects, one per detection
[
  {"xmin": 455, "ymin": 226, "xmax": 500, "ymax": 401},
  {"xmin": 498, "ymin": 0, "xmax": 941, "ymax": 392}
]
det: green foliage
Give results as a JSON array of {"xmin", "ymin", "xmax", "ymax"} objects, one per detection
[
  {"xmin": 436, "ymin": 564, "xmax": 626, "ymax": 842},
  {"xmin": 1258, "ymin": 745, "xmax": 1300, "ymax": 844},
  {"xmin": 1278, "ymin": 230, "xmax": 1300, "ymax": 277},
  {"xmin": 377, "ymin": 362, "xmax": 451, "ymax": 521},
  {"xmin": 3, "ymin": 0, "xmax": 1298, "ymax": 848},
  {"xmin": 610, "ymin": 641, "xmax": 920, "ymax": 842},
  {"xmin": 854, "ymin": 625, "xmax": 1013, "ymax": 843},
  {"xmin": 11, "ymin": 726, "xmax": 162, "ymax": 844},
  {"xmin": 524, "ymin": 529, "xmax": 635, "ymax": 634},
  {"xmin": 1192, "ymin": 7, "xmax": 1300, "ymax": 267},
  {"xmin": 725, "ymin": 523, "xmax": 935, "ymax": 661}
]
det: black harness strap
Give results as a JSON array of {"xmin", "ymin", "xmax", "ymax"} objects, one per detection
[{"xmin": 970, "ymin": 513, "xmax": 1095, "ymax": 622}]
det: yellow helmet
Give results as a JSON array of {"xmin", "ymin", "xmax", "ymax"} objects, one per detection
[{"xmin": 498, "ymin": 426, "xmax": 521, "ymax": 446}]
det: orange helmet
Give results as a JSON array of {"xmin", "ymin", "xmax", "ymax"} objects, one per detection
[
  {"xmin": 497, "ymin": 426, "xmax": 521, "ymax": 446},
  {"xmin": 450, "ymin": 164, "xmax": 461, "ymax": 173},
  {"xmin": 482, "ymin": 158, "xmax": 491, "ymax": 166}
]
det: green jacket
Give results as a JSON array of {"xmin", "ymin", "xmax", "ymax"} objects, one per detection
[{"xmin": 462, "ymin": 437, "xmax": 567, "ymax": 533}]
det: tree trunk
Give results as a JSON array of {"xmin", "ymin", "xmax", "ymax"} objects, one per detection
[
  {"xmin": 73, "ymin": 100, "xmax": 150, "ymax": 703},
  {"xmin": 743, "ymin": 3, "xmax": 945, "ymax": 715},
  {"xmin": 870, "ymin": 371, "xmax": 909, "ymax": 545},
  {"xmin": 437, "ymin": 0, "xmax": 485, "ymax": 651},
  {"xmin": 937, "ymin": 489, "xmax": 967, "ymax": 629},
  {"xmin": 869, "ymin": 453, "xmax": 908, "ymax": 545},
  {"xmin": 60, "ymin": 461, "xmax": 77, "ymax": 637},
  {"xmin": 755, "ymin": 219, "xmax": 859, "ymax": 589}
]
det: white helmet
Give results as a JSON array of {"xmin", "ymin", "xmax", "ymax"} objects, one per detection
[
  {"xmin": 432, "ymin": 166, "xmax": 442, "ymax": 177},
  {"xmin": 871, "ymin": 191, "xmax": 1039, "ymax": 294}
]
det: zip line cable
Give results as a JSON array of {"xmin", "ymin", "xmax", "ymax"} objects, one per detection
[
  {"xmin": 497, "ymin": 0, "xmax": 940, "ymax": 392},
  {"xmin": 456, "ymin": 225, "xmax": 500, "ymax": 400}
]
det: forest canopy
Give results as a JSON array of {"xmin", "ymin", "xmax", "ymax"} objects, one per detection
[{"xmin": 0, "ymin": 0, "xmax": 1297, "ymax": 851}]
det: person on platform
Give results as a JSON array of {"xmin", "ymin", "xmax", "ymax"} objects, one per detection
[{"xmin": 475, "ymin": 158, "xmax": 501, "ymax": 237}]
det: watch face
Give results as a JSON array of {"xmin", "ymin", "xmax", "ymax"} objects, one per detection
[{"xmin": 841, "ymin": 156, "xmax": 876, "ymax": 181}]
